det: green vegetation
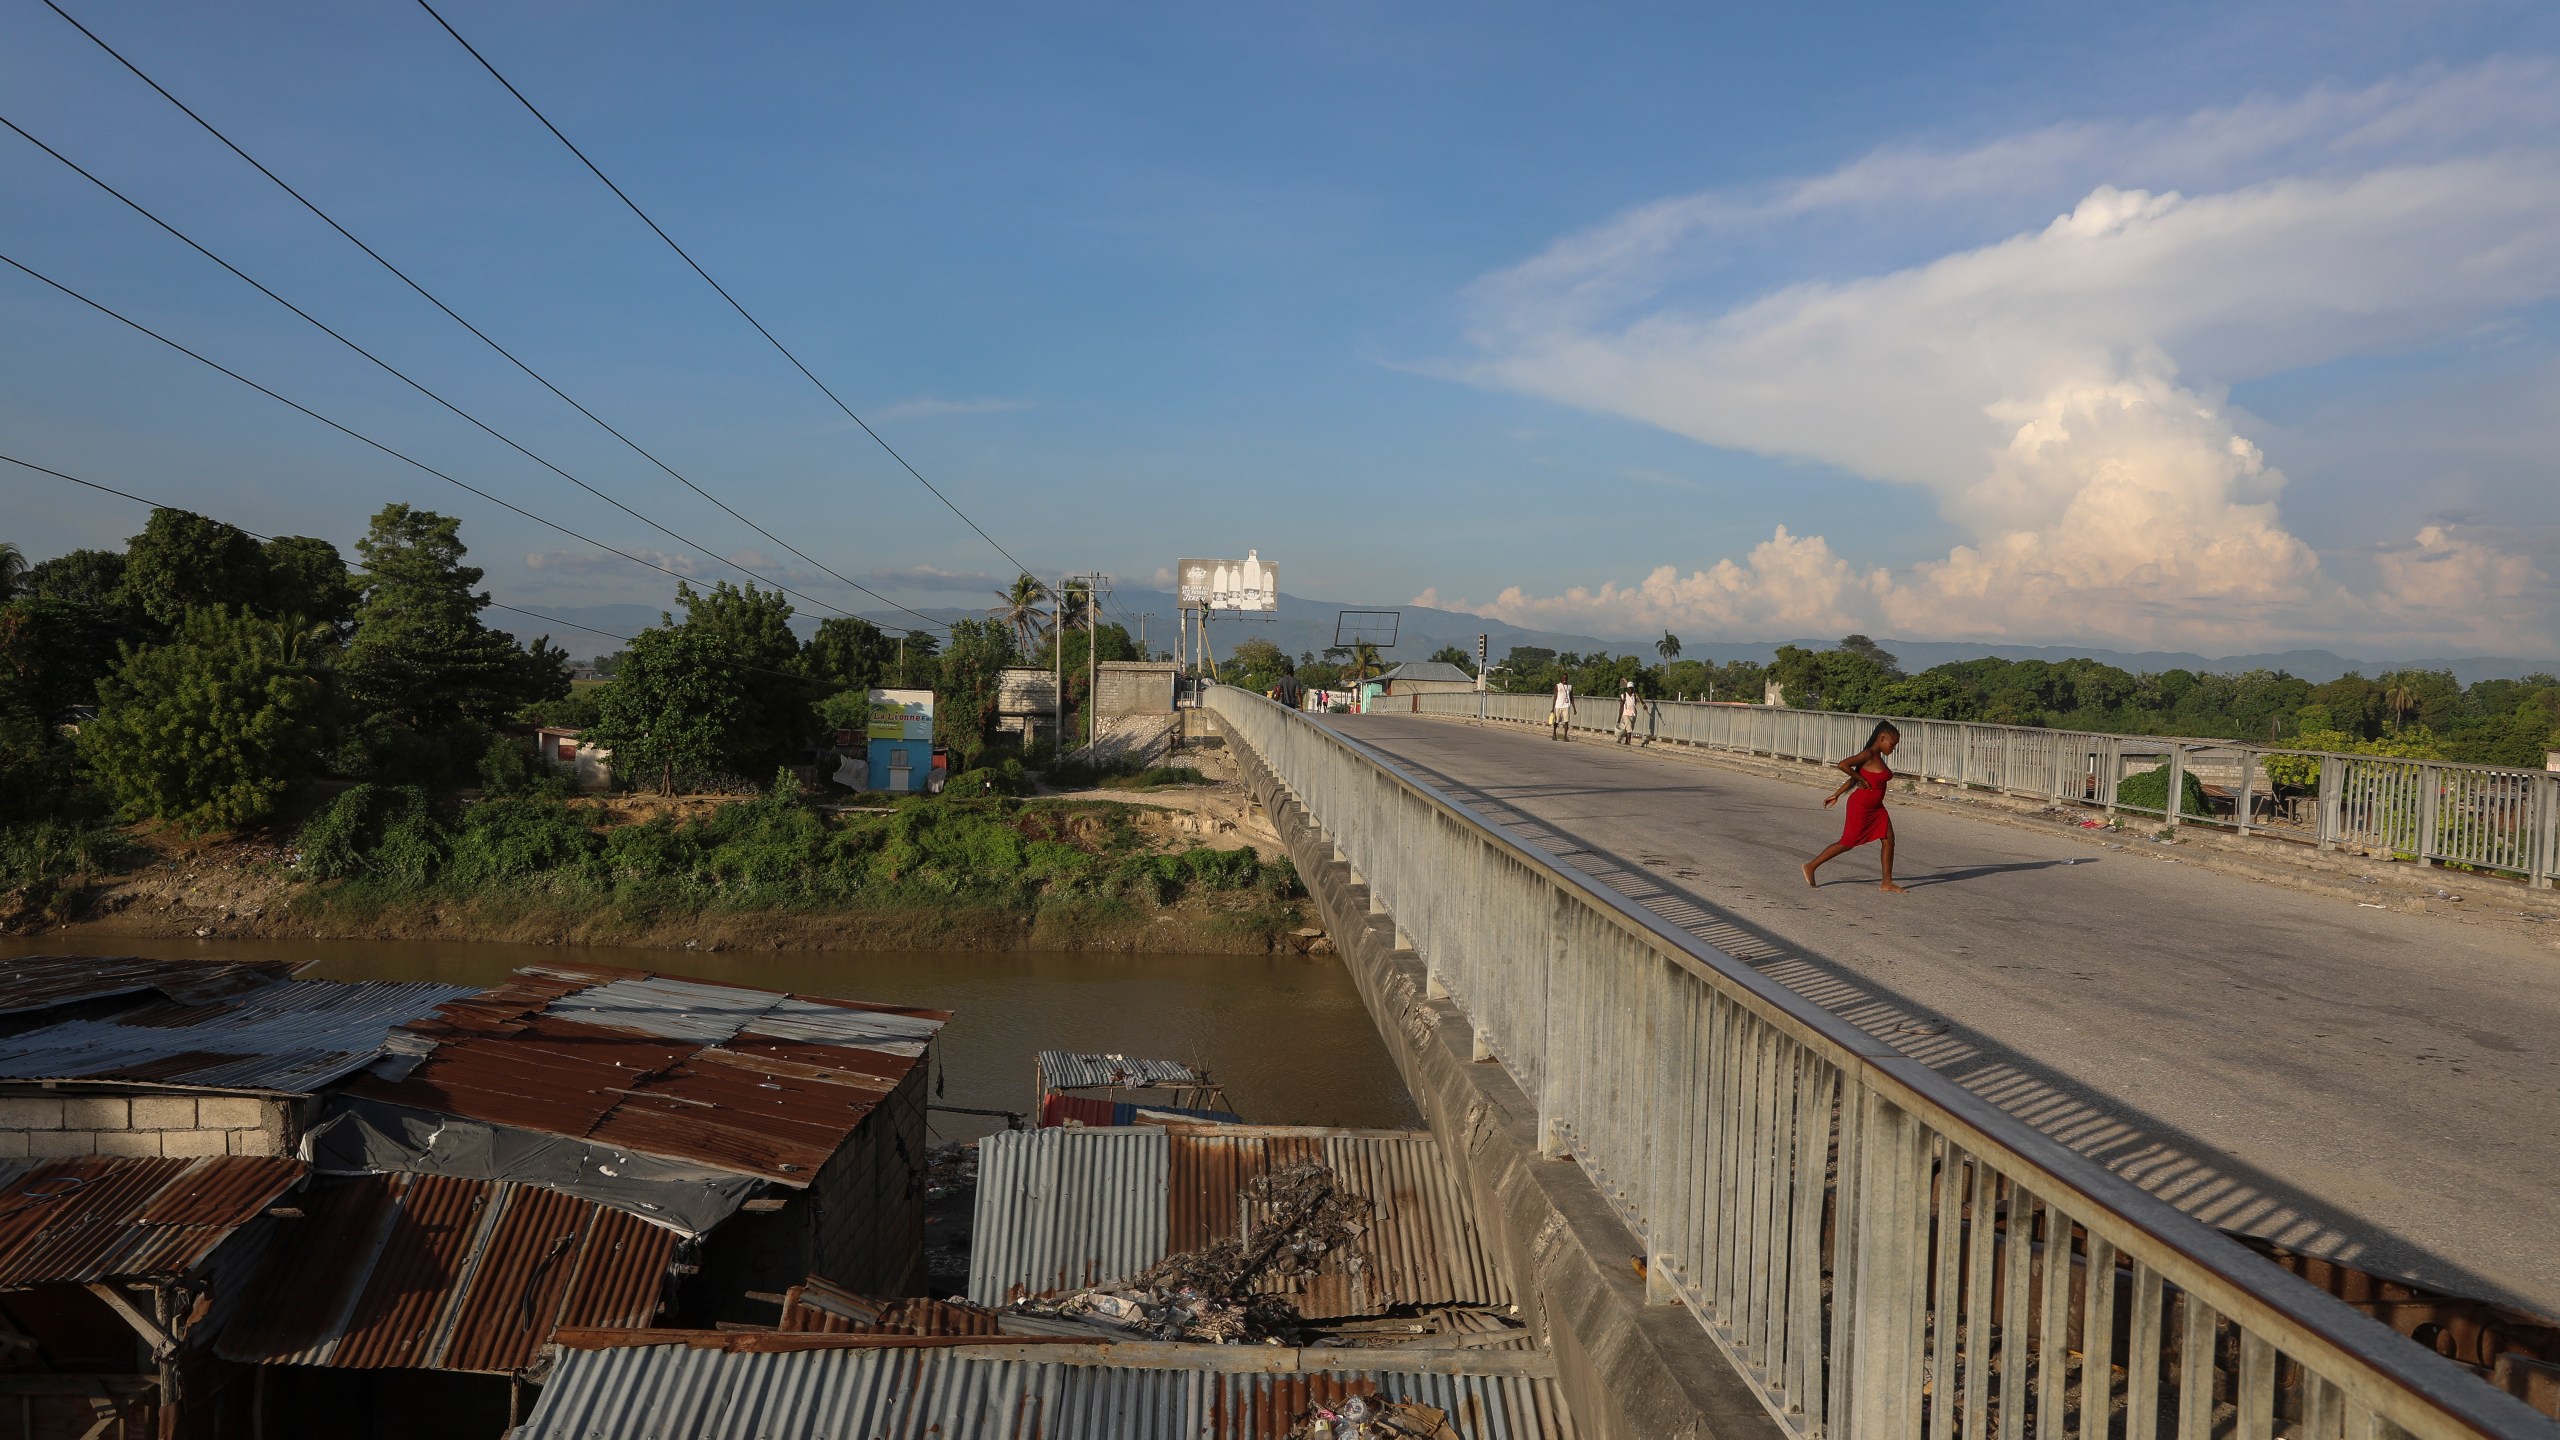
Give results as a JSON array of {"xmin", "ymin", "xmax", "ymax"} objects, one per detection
[
  {"xmin": 2114, "ymin": 765, "xmax": 2212, "ymax": 818},
  {"xmin": 1484, "ymin": 634, "xmax": 2560, "ymax": 769},
  {"xmin": 293, "ymin": 776, "xmax": 1299, "ymax": 944}
]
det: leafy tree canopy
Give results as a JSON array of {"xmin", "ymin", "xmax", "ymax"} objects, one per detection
[
  {"xmin": 587, "ymin": 624, "xmax": 746, "ymax": 794},
  {"xmin": 79, "ymin": 606, "xmax": 325, "ymax": 830},
  {"xmin": 806, "ymin": 615, "xmax": 895, "ymax": 692},
  {"xmin": 118, "ymin": 509, "xmax": 270, "ymax": 628},
  {"xmin": 26, "ymin": 549, "xmax": 126, "ymax": 608}
]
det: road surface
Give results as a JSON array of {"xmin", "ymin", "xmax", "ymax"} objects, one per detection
[{"xmin": 1324, "ymin": 711, "xmax": 2560, "ymax": 1318}]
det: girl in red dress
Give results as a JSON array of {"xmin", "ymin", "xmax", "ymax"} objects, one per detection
[{"xmin": 1803, "ymin": 721, "xmax": 1907, "ymax": 893}]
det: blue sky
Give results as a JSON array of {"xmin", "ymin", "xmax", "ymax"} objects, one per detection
[{"xmin": 6, "ymin": 1, "xmax": 2558, "ymax": 655}]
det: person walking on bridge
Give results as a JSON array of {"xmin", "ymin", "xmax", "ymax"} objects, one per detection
[
  {"xmin": 1803, "ymin": 720, "xmax": 1906, "ymax": 893},
  {"xmin": 1550, "ymin": 680, "xmax": 1573, "ymax": 740},
  {"xmin": 1616, "ymin": 679, "xmax": 1640, "ymax": 745}
]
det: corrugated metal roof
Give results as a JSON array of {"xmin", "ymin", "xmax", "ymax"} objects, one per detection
[
  {"xmin": 1036, "ymin": 1052, "xmax": 1210, "ymax": 1092},
  {"xmin": 215, "ymin": 1173, "xmax": 676, "ymax": 1375},
  {"xmin": 970, "ymin": 1127, "xmax": 1168, "ymax": 1307},
  {"xmin": 0, "ymin": 978, "xmax": 476, "ymax": 1094},
  {"xmin": 967, "ymin": 1124, "xmax": 1511, "ymax": 1319},
  {"xmin": 778, "ymin": 1278, "xmax": 1003, "ymax": 1337},
  {"xmin": 1375, "ymin": 662, "xmax": 1478, "ymax": 686},
  {"xmin": 342, "ymin": 963, "xmax": 946, "ymax": 1185},
  {"xmin": 516, "ymin": 1341, "xmax": 1575, "ymax": 1439},
  {"xmin": 0, "ymin": 1155, "xmax": 304, "ymax": 1287},
  {"xmin": 1040, "ymin": 1095, "xmax": 1241, "ymax": 1128},
  {"xmin": 0, "ymin": 956, "xmax": 292, "ymax": 1018}
]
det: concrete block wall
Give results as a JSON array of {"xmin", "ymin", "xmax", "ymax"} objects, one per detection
[
  {"xmin": 1094, "ymin": 661, "xmax": 1175, "ymax": 718},
  {"xmin": 0, "ymin": 1091, "xmax": 289, "ymax": 1158}
]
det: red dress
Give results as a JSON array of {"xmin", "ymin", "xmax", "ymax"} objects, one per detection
[{"xmin": 1840, "ymin": 762, "xmax": 1893, "ymax": 847}]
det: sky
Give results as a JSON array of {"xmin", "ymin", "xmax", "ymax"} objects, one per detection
[{"xmin": 4, "ymin": 1, "xmax": 2558, "ymax": 658}]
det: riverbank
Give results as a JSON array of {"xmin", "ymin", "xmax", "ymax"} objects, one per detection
[{"xmin": 5, "ymin": 767, "xmax": 1318, "ymax": 955}]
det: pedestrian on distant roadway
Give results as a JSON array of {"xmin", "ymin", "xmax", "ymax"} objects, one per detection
[
  {"xmin": 1272, "ymin": 663, "xmax": 1303, "ymax": 711},
  {"xmin": 1551, "ymin": 680, "xmax": 1573, "ymax": 740},
  {"xmin": 1616, "ymin": 680, "xmax": 1639, "ymax": 745},
  {"xmin": 1803, "ymin": 720, "xmax": 1906, "ymax": 893}
]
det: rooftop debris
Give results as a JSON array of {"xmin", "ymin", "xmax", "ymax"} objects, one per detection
[{"xmin": 0, "ymin": 1155, "xmax": 304, "ymax": 1287}]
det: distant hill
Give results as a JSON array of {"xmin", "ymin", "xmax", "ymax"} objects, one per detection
[{"xmin": 492, "ymin": 594, "xmax": 2556, "ymax": 685}]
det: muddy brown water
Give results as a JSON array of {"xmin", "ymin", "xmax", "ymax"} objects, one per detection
[{"xmin": 0, "ymin": 936, "xmax": 1421, "ymax": 1142}]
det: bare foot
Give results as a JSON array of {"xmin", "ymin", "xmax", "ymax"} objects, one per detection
[
  {"xmin": 1879, "ymin": 880, "xmax": 1909, "ymax": 893},
  {"xmin": 1801, "ymin": 862, "xmax": 1819, "ymax": 888}
]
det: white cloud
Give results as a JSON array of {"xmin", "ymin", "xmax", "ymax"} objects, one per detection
[
  {"xmin": 869, "ymin": 564, "xmax": 997, "ymax": 593},
  {"xmin": 872, "ymin": 396, "xmax": 1032, "ymax": 422},
  {"xmin": 526, "ymin": 546, "xmax": 704, "ymax": 576},
  {"xmin": 1457, "ymin": 64, "xmax": 2560, "ymax": 654}
]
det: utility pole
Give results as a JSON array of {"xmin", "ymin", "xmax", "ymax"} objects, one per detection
[
  {"xmin": 1477, "ymin": 633, "xmax": 1488, "ymax": 726},
  {"xmin": 1087, "ymin": 577, "xmax": 1101, "ymax": 749},
  {"xmin": 1054, "ymin": 573, "xmax": 1066, "ymax": 756}
]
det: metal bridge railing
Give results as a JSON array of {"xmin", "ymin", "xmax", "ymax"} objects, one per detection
[
  {"xmin": 1208, "ymin": 687, "xmax": 2553, "ymax": 1440},
  {"xmin": 1403, "ymin": 691, "xmax": 2558, "ymax": 889}
]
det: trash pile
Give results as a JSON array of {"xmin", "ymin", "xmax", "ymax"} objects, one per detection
[
  {"xmin": 1008, "ymin": 1157, "xmax": 1373, "ymax": 1344},
  {"xmin": 1289, "ymin": 1394, "xmax": 1462, "ymax": 1439}
]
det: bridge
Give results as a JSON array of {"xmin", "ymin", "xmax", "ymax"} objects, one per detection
[{"xmin": 1198, "ymin": 686, "xmax": 2560, "ymax": 1440}]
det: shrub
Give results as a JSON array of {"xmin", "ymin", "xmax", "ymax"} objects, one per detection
[
  {"xmin": 445, "ymin": 796, "xmax": 600, "ymax": 887},
  {"xmin": 478, "ymin": 735, "xmax": 571, "ymax": 798},
  {"xmin": 297, "ymin": 784, "xmax": 448, "ymax": 883},
  {"xmin": 2114, "ymin": 764, "xmax": 2211, "ymax": 818}
]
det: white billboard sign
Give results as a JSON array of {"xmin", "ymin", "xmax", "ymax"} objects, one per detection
[{"xmin": 1176, "ymin": 551, "xmax": 1277, "ymax": 612}]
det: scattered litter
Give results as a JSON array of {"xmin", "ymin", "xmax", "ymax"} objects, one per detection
[
  {"xmin": 1291, "ymin": 1394, "xmax": 1459, "ymax": 1439},
  {"xmin": 1005, "ymin": 1157, "xmax": 1370, "ymax": 1344},
  {"xmin": 2359, "ymin": 902, "xmax": 2386, "ymax": 909}
]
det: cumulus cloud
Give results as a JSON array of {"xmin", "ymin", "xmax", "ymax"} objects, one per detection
[
  {"xmin": 1458, "ymin": 62, "xmax": 2560, "ymax": 654},
  {"xmin": 526, "ymin": 546, "xmax": 706, "ymax": 576},
  {"xmin": 868, "ymin": 564, "xmax": 997, "ymax": 593}
]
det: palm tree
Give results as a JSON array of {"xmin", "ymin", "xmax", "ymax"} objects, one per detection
[
  {"xmin": 2383, "ymin": 681, "xmax": 2418, "ymax": 734},
  {"xmin": 0, "ymin": 542, "xmax": 25, "ymax": 602},
  {"xmin": 989, "ymin": 573, "xmax": 1052, "ymax": 651},
  {"xmin": 1057, "ymin": 580, "xmax": 1092, "ymax": 633},
  {"xmin": 1346, "ymin": 641, "xmax": 1383, "ymax": 683},
  {"xmin": 1656, "ymin": 631, "xmax": 1681, "ymax": 663}
]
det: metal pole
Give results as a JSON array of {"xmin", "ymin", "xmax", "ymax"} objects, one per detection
[
  {"xmin": 1054, "ymin": 573, "xmax": 1065, "ymax": 752},
  {"xmin": 1087, "ymin": 578, "xmax": 1099, "ymax": 749}
]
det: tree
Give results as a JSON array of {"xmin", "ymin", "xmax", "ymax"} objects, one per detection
[
  {"xmin": 25, "ymin": 549, "xmax": 127, "ymax": 608},
  {"xmin": 935, "ymin": 618, "xmax": 1018, "ymax": 766},
  {"xmin": 0, "ymin": 597, "xmax": 128, "ymax": 722},
  {"xmin": 672, "ymin": 579, "xmax": 814, "ymax": 776},
  {"xmin": 892, "ymin": 631, "xmax": 941, "ymax": 690},
  {"xmin": 1427, "ymin": 644, "xmax": 1476, "ymax": 676},
  {"xmin": 340, "ymin": 504, "xmax": 560, "ymax": 778},
  {"xmin": 79, "ymin": 606, "xmax": 325, "ymax": 829},
  {"xmin": 989, "ymin": 573, "xmax": 1053, "ymax": 651},
  {"xmin": 118, "ymin": 509, "xmax": 271, "ymax": 629},
  {"xmin": 261, "ymin": 536, "xmax": 360, "ymax": 635},
  {"xmin": 587, "ymin": 625, "xmax": 744, "ymax": 794},
  {"xmin": 1224, "ymin": 638, "xmax": 1288, "ymax": 689},
  {"xmin": 1345, "ymin": 641, "xmax": 1383, "ymax": 683},
  {"xmin": 0, "ymin": 542, "xmax": 24, "ymax": 602},
  {"xmin": 806, "ymin": 615, "xmax": 895, "ymax": 693},
  {"xmin": 1835, "ymin": 634, "xmax": 1901, "ymax": 676},
  {"xmin": 1657, "ymin": 632, "xmax": 1681, "ymax": 663}
]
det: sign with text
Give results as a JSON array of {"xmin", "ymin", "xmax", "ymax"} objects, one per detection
[{"xmin": 866, "ymin": 688, "xmax": 935, "ymax": 740}]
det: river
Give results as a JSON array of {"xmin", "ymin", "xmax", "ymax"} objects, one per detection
[{"xmin": 0, "ymin": 936, "xmax": 1421, "ymax": 1142}]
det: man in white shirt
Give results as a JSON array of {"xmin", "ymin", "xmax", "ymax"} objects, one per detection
[
  {"xmin": 1617, "ymin": 679, "xmax": 1640, "ymax": 745},
  {"xmin": 1551, "ymin": 680, "xmax": 1573, "ymax": 741}
]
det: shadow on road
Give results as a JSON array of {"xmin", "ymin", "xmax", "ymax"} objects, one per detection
[{"xmin": 1898, "ymin": 857, "xmax": 2095, "ymax": 889}]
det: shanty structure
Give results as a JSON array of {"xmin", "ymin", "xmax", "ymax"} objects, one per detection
[
  {"xmin": 967, "ymin": 1121, "xmax": 1510, "ymax": 1320},
  {"xmin": 210, "ymin": 1173, "xmax": 683, "ymax": 1434},
  {"xmin": 510, "ymin": 1332, "xmax": 1576, "ymax": 1439},
  {"xmin": 775, "ymin": 1277, "xmax": 1003, "ymax": 1338},
  {"xmin": 0, "ymin": 1154, "xmax": 305, "ymax": 1440},
  {"xmin": 305, "ymin": 964, "xmax": 947, "ymax": 1315},
  {"xmin": 0, "ymin": 958, "xmax": 474, "ymax": 1161},
  {"xmin": 1033, "ymin": 1051, "xmax": 1231, "ymax": 1119}
]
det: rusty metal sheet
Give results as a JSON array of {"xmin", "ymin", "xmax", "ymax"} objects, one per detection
[
  {"xmin": 0, "ymin": 955, "xmax": 292, "ymax": 1018},
  {"xmin": 513, "ymin": 1342, "xmax": 1578, "ymax": 1438},
  {"xmin": 779, "ymin": 1279, "xmax": 1004, "ymax": 1337},
  {"xmin": 1037, "ymin": 1052, "xmax": 1209, "ymax": 1093},
  {"xmin": 215, "ymin": 1173, "xmax": 677, "ymax": 1375},
  {"xmin": 340, "ymin": 967, "xmax": 943, "ymax": 1185},
  {"xmin": 0, "ymin": 979, "xmax": 475, "ymax": 1094},
  {"xmin": 0, "ymin": 1155, "xmax": 303, "ymax": 1287},
  {"xmin": 970, "ymin": 1124, "xmax": 1510, "ymax": 1320}
]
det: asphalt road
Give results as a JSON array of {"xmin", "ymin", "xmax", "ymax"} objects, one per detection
[{"xmin": 1324, "ymin": 712, "xmax": 2560, "ymax": 1318}]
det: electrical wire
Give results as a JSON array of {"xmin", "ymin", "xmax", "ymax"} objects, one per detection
[
  {"xmin": 1, "ymin": 451, "xmax": 839, "ymax": 688},
  {"xmin": 0, "ymin": 245, "xmax": 940, "ymax": 636},
  {"xmin": 412, "ymin": 0, "xmax": 1035, "ymax": 579},
  {"xmin": 0, "ymin": 112, "xmax": 942, "ymax": 632},
  {"xmin": 28, "ymin": 0, "xmax": 950, "ymax": 624}
]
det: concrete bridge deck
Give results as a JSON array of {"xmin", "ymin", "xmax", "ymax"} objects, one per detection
[{"xmin": 1321, "ymin": 711, "xmax": 2560, "ymax": 1320}]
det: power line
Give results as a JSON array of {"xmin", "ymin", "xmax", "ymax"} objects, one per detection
[
  {"xmin": 0, "ymin": 451, "xmax": 842, "ymax": 688},
  {"xmin": 412, "ymin": 0, "xmax": 1034, "ymax": 579},
  {"xmin": 0, "ymin": 245, "xmax": 934, "ymax": 635},
  {"xmin": 29, "ymin": 0, "xmax": 941, "ymax": 626},
  {"xmin": 0, "ymin": 112, "xmax": 928, "ymax": 632}
]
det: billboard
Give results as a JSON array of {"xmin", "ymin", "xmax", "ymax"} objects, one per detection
[
  {"xmin": 867, "ymin": 688, "xmax": 935, "ymax": 741},
  {"xmin": 1176, "ymin": 551, "xmax": 1278, "ymax": 612}
]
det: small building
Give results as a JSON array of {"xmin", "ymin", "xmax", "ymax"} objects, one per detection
[
  {"xmin": 967, "ymin": 1119, "xmax": 1511, "ymax": 1321},
  {"xmin": 534, "ymin": 725, "xmax": 613, "ymax": 790},
  {"xmin": 1094, "ymin": 661, "xmax": 1177, "ymax": 718},
  {"xmin": 1033, "ymin": 1051, "xmax": 1232, "ymax": 1126},
  {"xmin": 830, "ymin": 687, "xmax": 942, "ymax": 793},
  {"xmin": 306, "ymin": 964, "xmax": 948, "ymax": 1318},
  {"xmin": 1372, "ymin": 661, "xmax": 1476, "ymax": 698},
  {"xmin": 996, "ymin": 667, "xmax": 1060, "ymax": 748}
]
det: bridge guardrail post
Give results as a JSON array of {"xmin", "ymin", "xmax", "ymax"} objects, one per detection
[
  {"xmin": 2236, "ymin": 749, "xmax": 2257, "ymax": 836},
  {"xmin": 2164, "ymin": 745, "xmax": 2187, "ymax": 829},
  {"xmin": 2418, "ymin": 764, "xmax": 2442, "ymax": 866},
  {"xmin": 2534, "ymin": 774, "xmax": 2556, "ymax": 889},
  {"xmin": 2318, "ymin": 755, "xmax": 2343, "ymax": 850}
]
